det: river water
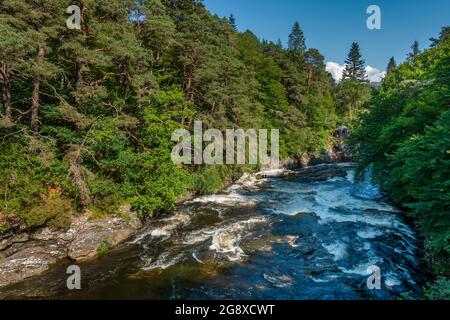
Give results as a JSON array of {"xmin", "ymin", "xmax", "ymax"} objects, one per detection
[{"xmin": 0, "ymin": 163, "xmax": 426, "ymax": 299}]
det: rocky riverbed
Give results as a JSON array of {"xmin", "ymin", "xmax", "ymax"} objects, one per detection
[
  {"xmin": 0, "ymin": 163, "xmax": 427, "ymax": 299},
  {"xmin": 0, "ymin": 207, "xmax": 142, "ymax": 288}
]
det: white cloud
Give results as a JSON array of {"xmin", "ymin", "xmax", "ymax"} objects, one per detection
[
  {"xmin": 326, "ymin": 62, "xmax": 386, "ymax": 83},
  {"xmin": 365, "ymin": 66, "xmax": 386, "ymax": 83},
  {"xmin": 325, "ymin": 62, "xmax": 345, "ymax": 82}
]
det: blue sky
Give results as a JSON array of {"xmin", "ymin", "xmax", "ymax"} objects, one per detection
[{"xmin": 204, "ymin": 0, "xmax": 450, "ymax": 80}]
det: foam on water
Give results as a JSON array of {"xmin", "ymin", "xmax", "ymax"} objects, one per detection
[
  {"xmin": 357, "ymin": 229, "xmax": 384, "ymax": 239},
  {"xmin": 188, "ymin": 191, "xmax": 256, "ymax": 207},
  {"xmin": 130, "ymin": 164, "xmax": 420, "ymax": 297},
  {"xmin": 143, "ymin": 252, "xmax": 185, "ymax": 271},
  {"xmin": 139, "ymin": 164, "xmax": 419, "ymax": 292},
  {"xmin": 131, "ymin": 213, "xmax": 191, "ymax": 244},
  {"xmin": 209, "ymin": 217, "xmax": 267, "ymax": 261},
  {"xmin": 263, "ymin": 274, "xmax": 293, "ymax": 288},
  {"xmin": 322, "ymin": 241, "xmax": 348, "ymax": 261},
  {"xmin": 339, "ymin": 257, "xmax": 383, "ymax": 276}
]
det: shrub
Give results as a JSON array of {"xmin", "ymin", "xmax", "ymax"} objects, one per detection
[
  {"xmin": 25, "ymin": 196, "xmax": 73, "ymax": 230},
  {"xmin": 424, "ymin": 277, "xmax": 450, "ymax": 300},
  {"xmin": 191, "ymin": 166, "xmax": 227, "ymax": 196},
  {"xmin": 96, "ymin": 240, "xmax": 112, "ymax": 256}
]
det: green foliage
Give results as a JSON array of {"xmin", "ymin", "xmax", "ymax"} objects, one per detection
[
  {"xmin": 335, "ymin": 79, "xmax": 371, "ymax": 123},
  {"xmin": 88, "ymin": 178, "xmax": 122, "ymax": 216},
  {"xmin": 335, "ymin": 42, "xmax": 372, "ymax": 124},
  {"xmin": 0, "ymin": 140, "xmax": 73, "ymax": 229},
  {"xmin": 26, "ymin": 196, "xmax": 73, "ymax": 230},
  {"xmin": 386, "ymin": 57, "xmax": 397, "ymax": 75},
  {"xmin": 385, "ymin": 110, "xmax": 450, "ymax": 261},
  {"xmin": 407, "ymin": 41, "xmax": 421, "ymax": 60},
  {"xmin": 191, "ymin": 166, "xmax": 228, "ymax": 196},
  {"xmin": 424, "ymin": 277, "xmax": 450, "ymax": 300},
  {"xmin": 430, "ymin": 26, "xmax": 450, "ymax": 48},
  {"xmin": 96, "ymin": 240, "xmax": 112, "ymax": 256}
]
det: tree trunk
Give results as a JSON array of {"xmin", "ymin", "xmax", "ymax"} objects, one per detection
[
  {"xmin": 76, "ymin": 62, "xmax": 84, "ymax": 87},
  {"xmin": 307, "ymin": 66, "xmax": 313, "ymax": 93},
  {"xmin": 184, "ymin": 48, "xmax": 197, "ymax": 101},
  {"xmin": 1, "ymin": 81, "xmax": 12, "ymax": 123},
  {"xmin": 75, "ymin": 61, "xmax": 84, "ymax": 105},
  {"xmin": 31, "ymin": 44, "xmax": 44, "ymax": 132},
  {"xmin": 0, "ymin": 64, "xmax": 12, "ymax": 123}
]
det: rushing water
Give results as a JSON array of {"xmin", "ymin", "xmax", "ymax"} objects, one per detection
[{"xmin": 0, "ymin": 163, "xmax": 427, "ymax": 299}]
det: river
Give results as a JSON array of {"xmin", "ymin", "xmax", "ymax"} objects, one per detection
[{"xmin": 0, "ymin": 163, "xmax": 426, "ymax": 299}]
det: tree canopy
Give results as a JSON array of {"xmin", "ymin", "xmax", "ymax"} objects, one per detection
[{"xmin": 0, "ymin": 0, "xmax": 337, "ymax": 227}]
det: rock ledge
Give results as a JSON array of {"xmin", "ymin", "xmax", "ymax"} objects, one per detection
[{"xmin": 0, "ymin": 206, "xmax": 142, "ymax": 288}]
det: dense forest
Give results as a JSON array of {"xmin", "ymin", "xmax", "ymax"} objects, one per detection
[
  {"xmin": 0, "ymin": 0, "xmax": 338, "ymax": 226},
  {"xmin": 0, "ymin": 0, "xmax": 448, "ymax": 299}
]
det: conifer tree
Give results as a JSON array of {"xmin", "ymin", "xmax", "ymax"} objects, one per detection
[
  {"xmin": 407, "ymin": 41, "xmax": 420, "ymax": 59},
  {"xmin": 341, "ymin": 42, "xmax": 367, "ymax": 82},
  {"xmin": 1, "ymin": 0, "xmax": 63, "ymax": 132},
  {"xmin": 228, "ymin": 14, "xmax": 237, "ymax": 30},
  {"xmin": 386, "ymin": 57, "xmax": 397, "ymax": 75},
  {"xmin": 276, "ymin": 38, "xmax": 283, "ymax": 48},
  {"xmin": 430, "ymin": 26, "xmax": 450, "ymax": 47},
  {"xmin": 0, "ymin": 24, "xmax": 33, "ymax": 129},
  {"xmin": 288, "ymin": 22, "xmax": 306, "ymax": 55}
]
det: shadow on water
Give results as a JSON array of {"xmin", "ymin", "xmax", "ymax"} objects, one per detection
[{"xmin": 0, "ymin": 164, "xmax": 429, "ymax": 300}]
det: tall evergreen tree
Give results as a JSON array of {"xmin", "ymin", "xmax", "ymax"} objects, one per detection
[
  {"xmin": 386, "ymin": 56, "xmax": 397, "ymax": 75},
  {"xmin": 276, "ymin": 38, "xmax": 283, "ymax": 48},
  {"xmin": 341, "ymin": 42, "xmax": 367, "ymax": 82},
  {"xmin": 407, "ymin": 41, "xmax": 420, "ymax": 59},
  {"xmin": 0, "ymin": 24, "xmax": 33, "ymax": 129},
  {"xmin": 1, "ymin": 0, "xmax": 63, "ymax": 132},
  {"xmin": 228, "ymin": 14, "xmax": 237, "ymax": 30},
  {"xmin": 288, "ymin": 22, "xmax": 306, "ymax": 55},
  {"xmin": 305, "ymin": 48, "xmax": 325, "ymax": 91},
  {"xmin": 430, "ymin": 26, "xmax": 450, "ymax": 47}
]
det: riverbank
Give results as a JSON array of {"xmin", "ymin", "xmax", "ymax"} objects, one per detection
[{"xmin": 0, "ymin": 162, "xmax": 425, "ymax": 299}]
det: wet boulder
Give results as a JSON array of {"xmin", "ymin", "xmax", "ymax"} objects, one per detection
[{"xmin": 0, "ymin": 244, "xmax": 66, "ymax": 288}]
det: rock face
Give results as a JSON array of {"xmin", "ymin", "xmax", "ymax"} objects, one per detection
[
  {"xmin": 294, "ymin": 164, "xmax": 351, "ymax": 181},
  {"xmin": 258, "ymin": 127, "xmax": 351, "ymax": 171},
  {"xmin": 302, "ymin": 126, "xmax": 352, "ymax": 167},
  {"xmin": 0, "ymin": 207, "xmax": 142, "ymax": 288}
]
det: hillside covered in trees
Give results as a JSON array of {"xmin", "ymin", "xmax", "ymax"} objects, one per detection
[{"xmin": 0, "ymin": 0, "xmax": 338, "ymax": 229}]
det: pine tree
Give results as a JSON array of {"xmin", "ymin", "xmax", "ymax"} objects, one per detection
[
  {"xmin": 276, "ymin": 38, "xmax": 283, "ymax": 48},
  {"xmin": 228, "ymin": 14, "xmax": 237, "ymax": 30},
  {"xmin": 288, "ymin": 22, "xmax": 306, "ymax": 55},
  {"xmin": 407, "ymin": 41, "xmax": 420, "ymax": 60},
  {"xmin": 305, "ymin": 48, "xmax": 325, "ymax": 91},
  {"xmin": 1, "ymin": 0, "xmax": 63, "ymax": 132},
  {"xmin": 0, "ymin": 23, "xmax": 33, "ymax": 129},
  {"xmin": 430, "ymin": 26, "xmax": 450, "ymax": 47},
  {"xmin": 386, "ymin": 57, "xmax": 397, "ymax": 74},
  {"xmin": 341, "ymin": 42, "xmax": 367, "ymax": 82}
]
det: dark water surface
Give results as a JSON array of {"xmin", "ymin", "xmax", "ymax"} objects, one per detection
[{"xmin": 0, "ymin": 164, "xmax": 427, "ymax": 299}]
